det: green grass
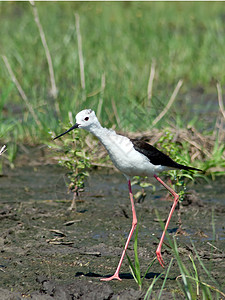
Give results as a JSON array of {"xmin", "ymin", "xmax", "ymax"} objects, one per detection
[
  {"xmin": 126, "ymin": 224, "xmax": 157, "ymax": 290},
  {"xmin": 1, "ymin": 2, "xmax": 225, "ymax": 143},
  {"xmin": 0, "ymin": 3, "xmax": 225, "ymax": 296},
  {"xmin": 49, "ymin": 119, "xmax": 91, "ymax": 210},
  {"xmin": 127, "ymin": 219, "xmax": 224, "ymax": 299},
  {"xmin": 1, "ymin": 2, "xmax": 225, "ymax": 175}
]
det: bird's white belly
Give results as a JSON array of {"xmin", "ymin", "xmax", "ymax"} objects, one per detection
[{"xmin": 101, "ymin": 134, "xmax": 165, "ymax": 177}]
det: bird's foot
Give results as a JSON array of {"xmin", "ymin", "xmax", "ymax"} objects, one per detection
[
  {"xmin": 156, "ymin": 248, "xmax": 165, "ymax": 268},
  {"xmin": 100, "ymin": 273, "xmax": 122, "ymax": 281}
]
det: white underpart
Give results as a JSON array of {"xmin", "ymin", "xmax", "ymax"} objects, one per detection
[
  {"xmin": 75, "ymin": 109, "xmax": 170, "ymax": 178},
  {"xmin": 94, "ymin": 128, "xmax": 168, "ymax": 177}
]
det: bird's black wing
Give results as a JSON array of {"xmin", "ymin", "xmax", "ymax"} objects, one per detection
[
  {"xmin": 131, "ymin": 139, "xmax": 202, "ymax": 171},
  {"xmin": 131, "ymin": 139, "xmax": 179, "ymax": 167}
]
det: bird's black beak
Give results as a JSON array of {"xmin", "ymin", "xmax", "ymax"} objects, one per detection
[{"xmin": 53, "ymin": 123, "xmax": 79, "ymax": 140}]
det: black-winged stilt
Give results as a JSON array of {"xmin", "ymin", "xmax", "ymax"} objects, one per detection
[{"xmin": 54, "ymin": 109, "xmax": 202, "ymax": 281}]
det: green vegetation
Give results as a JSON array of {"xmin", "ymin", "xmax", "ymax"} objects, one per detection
[
  {"xmin": 0, "ymin": 3, "xmax": 225, "ymax": 296},
  {"xmin": 1, "ymin": 2, "xmax": 224, "ymax": 176},
  {"xmin": 1, "ymin": 2, "xmax": 224, "ymax": 201},
  {"xmin": 49, "ymin": 119, "xmax": 90, "ymax": 210},
  {"xmin": 1, "ymin": 2, "xmax": 225, "ymax": 143},
  {"xmin": 126, "ymin": 224, "xmax": 157, "ymax": 290},
  {"xmin": 144, "ymin": 258, "xmax": 173, "ymax": 300},
  {"xmin": 170, "ymin": 237, "xmax": 224, "ymax": 299},
  {"xmin": 127, "ymin": 219, "xmax": 224, "ymax": 299}
]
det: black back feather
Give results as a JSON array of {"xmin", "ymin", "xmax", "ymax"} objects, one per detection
[{"xmin": 131, "ymin": 139, "xmax": 202, "ymax": 172}]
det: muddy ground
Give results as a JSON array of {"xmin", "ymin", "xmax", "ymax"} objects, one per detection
[{"xmin": 0, "ymin": 148, "xmax": 225, "ymax": 299}]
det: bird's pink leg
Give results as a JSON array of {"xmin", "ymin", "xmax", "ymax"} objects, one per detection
[
  {"xmin": 101, "ymin": 179, "xmax": 137, "ymax": 281},
  {"xmin": 154, "ymin": 174, "xmax": 179, "ymax": 268}
]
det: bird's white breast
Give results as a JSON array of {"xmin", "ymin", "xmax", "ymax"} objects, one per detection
[{"xmin": 97, "ymin": 130, "xmax": 164, "ymax": 177}]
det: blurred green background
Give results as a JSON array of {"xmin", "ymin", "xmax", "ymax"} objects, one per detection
[{"xmin": 1, "ymin": 1, "xmax": 225, "ymax": 144}]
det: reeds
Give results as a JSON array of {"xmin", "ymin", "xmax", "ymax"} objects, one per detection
[
  {"xmin": 152, "ymin": 79, "xmax": 183, "ymax": 127},
  {"xmin": 2, "ymin": 55, "xmax": 41, "ymax": 127},
  {"xmin": 30, "ymin": 0, "xmax": 58, "ymax": 101},
  {"xmin": 75, "ymin": 13, "xmax": 86, "ymax": 94}
]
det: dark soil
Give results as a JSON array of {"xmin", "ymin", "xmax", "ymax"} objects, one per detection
[{"xmin": 0, "ymin": 148, "xmax": 224, "ymax": 299}]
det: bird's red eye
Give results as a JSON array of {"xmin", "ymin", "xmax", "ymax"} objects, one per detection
[{"xmin": 84, "ymin": 117, "xmax": 89, "ymax": 121}]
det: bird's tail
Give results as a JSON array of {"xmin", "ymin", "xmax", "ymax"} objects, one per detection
[{"xmin": 176, "ymin": 163, "xmax": 203, "ymax": 172}]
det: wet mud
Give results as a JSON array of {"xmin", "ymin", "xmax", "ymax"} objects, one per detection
[{"xmin": 0, "ymin": 152, "xmax": 224, "ymax": 299}]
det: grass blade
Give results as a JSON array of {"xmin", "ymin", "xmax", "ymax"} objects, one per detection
[
  {"xmin": 141, "ymin": 257, "xmax": 157, "ymax": 286},
  {"xmin": 30, "ymin": 0, "xmax": 58, "ymax": 100},
  {"xmin": 173, "ymin": 237, "xmax": 192, "ymax": 300},
  {"xmin": 189, "ymin": 255, "xmax": 199, "ymax": 297},
  {"xmin": 134, "ymin": 224, "xmax": 141, "ymax": 285},
  {"xmin": 144, "ymin": 274, "xmax": 163, "ymax": 300},
  {"xmin": 2, "ymin": 55, "xmax": 42, "ymax": 127},
  {"xmin": 158, "ymin": 258, "xmax": 174, "ymax": 299},
  {"xmin": 126, "ymin": 252, "xmax": 138, "ymax": 284},
  {"xmin": 191, "ymin": 241, "xmax": 219, "ymax": 288}
]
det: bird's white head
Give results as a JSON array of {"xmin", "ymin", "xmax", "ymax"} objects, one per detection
[
  {"xmin": 53, "ymin": 109, "xmax": 100, "ymax": 140},
  {"xmin": 75, "ymin": 109, "xmax": 99, "ymax": 131}
]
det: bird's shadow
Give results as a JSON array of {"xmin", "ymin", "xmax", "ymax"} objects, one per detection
[{"xmin": 75, "ymin": 271, "xmax": 162, "ymax": 280}]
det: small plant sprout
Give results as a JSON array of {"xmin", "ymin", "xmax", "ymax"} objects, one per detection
[
  {"xmin": 6, "ymin": 143, "xmax": 17, "ymax": 169},
  {"xmin": 126, "ymin": 223, "xmax": 157, "ymax": 290},
  {"xmin": 50, "ymin": 120, "xmax": 90, "ymax": 211}
]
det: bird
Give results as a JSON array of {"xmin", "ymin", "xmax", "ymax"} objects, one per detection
[{"xmin": 54, "ymin": 109, "xmax": 202, "ymax": 281}]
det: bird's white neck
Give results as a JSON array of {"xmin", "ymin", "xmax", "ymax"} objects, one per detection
[{"xmin": 87, "ymin": 122, "xmax": 119, "ymax": 151}]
